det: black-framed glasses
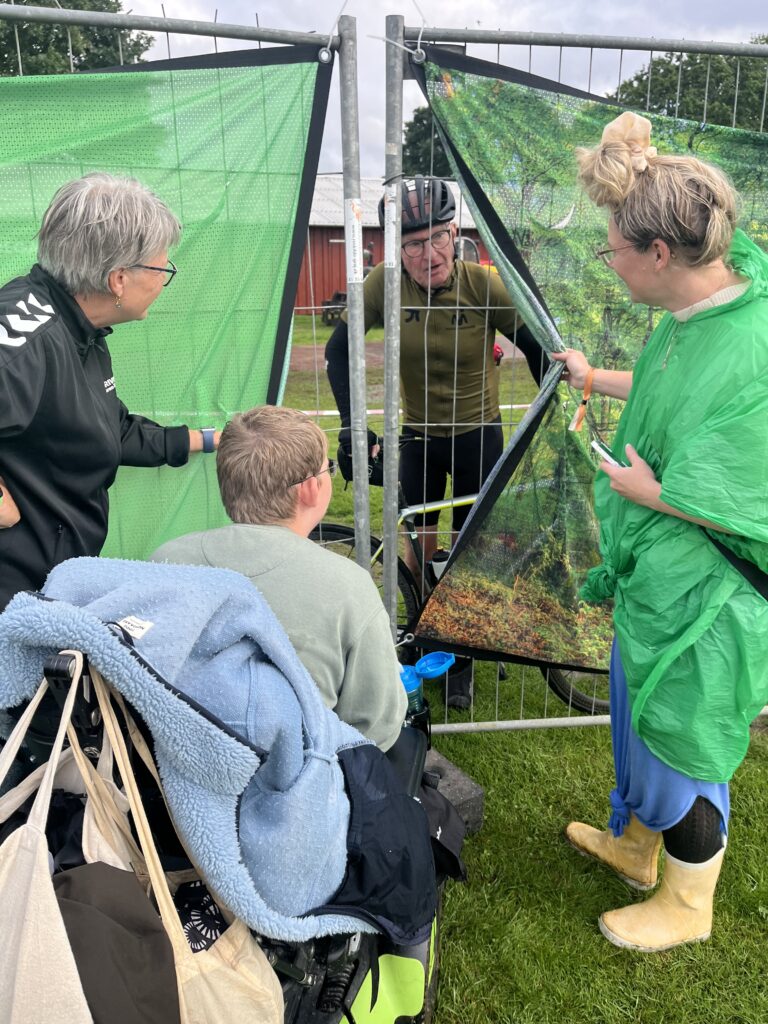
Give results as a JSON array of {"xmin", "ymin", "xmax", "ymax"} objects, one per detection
[
  {"xmin": 594, "ymin": 244, "xmax": 635, "ymax": 267},
  {"xmin": 402, "ymin": 228, "xmax": 453, "ymax": 258},
  {"xmin": 290, "ymin": 458, "xmax": 337, "ymax": 488},
  {"xmin": 128, "ymin": 259, "xmax": 177, "ymax": 286}
]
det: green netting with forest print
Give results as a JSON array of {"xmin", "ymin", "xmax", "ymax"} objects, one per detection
[{"xmin": 412, "ymin": 47, "xmax": 768, "ymax": 670}]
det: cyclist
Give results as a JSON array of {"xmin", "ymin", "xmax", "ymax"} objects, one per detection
[
  {"xmin": 325, "ymin": 176, "xmax": 547, "ymax": 577},
  {"xmin": 326, "ymin": 176, "xmax": 547, "ymax": 708}
]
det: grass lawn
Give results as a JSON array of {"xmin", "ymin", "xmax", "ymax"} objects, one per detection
[
  {"xmin": 284, "ymin": 314, "xmax": 768, "ymax": 1024},
  {"xmin": 433, "ymin": 723, "xmax": 768, "ymax": 1024}
]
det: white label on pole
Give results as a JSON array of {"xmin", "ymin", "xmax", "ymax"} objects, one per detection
[
  {"xmin": 383, "ymin": 184, "xmax": 398, "ymax": 268},
  {"xmin": 344, "ymin": 198, "xmax": 364, "ymax": 284}
]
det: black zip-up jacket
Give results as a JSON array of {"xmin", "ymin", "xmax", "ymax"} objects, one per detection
[{"xmin": 0, "ymin": 265, "xmax": 189, "ymax": 610}]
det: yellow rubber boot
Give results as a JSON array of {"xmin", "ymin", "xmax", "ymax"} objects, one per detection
[
  {"xmin": 598, "ymin": 848, "xmax": 724, "ymax": 952},
  {"xmin": 565, "ymin": 814, "xmax": 662, "ymax": 890}
]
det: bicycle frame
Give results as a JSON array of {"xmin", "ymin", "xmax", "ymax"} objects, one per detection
[{"xmin": 368, "ymin": 493, "xmax": 479, "ymax": 570}]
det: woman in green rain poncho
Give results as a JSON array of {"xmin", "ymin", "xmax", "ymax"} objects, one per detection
[{"xmin": 553, "ymin": 112, "xmax": 768, "ymax": 954}]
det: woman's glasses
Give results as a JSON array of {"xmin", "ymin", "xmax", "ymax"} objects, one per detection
[
  {"xmin": 128, "ymin": 260, "xmax": 178, "ymax": 286},
  {"xmin": 594, "ymin": 244, "xmax": 635, "ymax": 266}
]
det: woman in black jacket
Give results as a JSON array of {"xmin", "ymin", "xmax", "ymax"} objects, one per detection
[{"xmin": 0, "ymin": 173, "xmax": 218, "ymax": 609}]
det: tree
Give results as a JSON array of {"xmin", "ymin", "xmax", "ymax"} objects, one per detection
[
  {"xmin": 1, "ymin": 0, "xmax": 153, "ymax": 77},
  {"xmin": 613, "ymin": 36, "xmax": 768, "ymax": 133},
  {"xmin": 402, "ymin": 105, "xmax": 452, "ymax": 177}
]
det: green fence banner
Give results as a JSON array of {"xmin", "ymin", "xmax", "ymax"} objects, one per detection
[{"xmin": 0, "ymin": 46, "xmax": 331, "ymax": 559}]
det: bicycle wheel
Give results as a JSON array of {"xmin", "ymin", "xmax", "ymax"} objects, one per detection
[
  {"xmin": 309, "ymin": 522, "xmax": 422, "ymax": 634},
  {"xmin": 540, "ymin": 666, "xmax": 610, "ymax": 715}
]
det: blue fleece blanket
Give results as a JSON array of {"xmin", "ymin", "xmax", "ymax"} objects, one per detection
[{"xmin": 0, "ymin": 557, "xmax": 374, "ymax": 942}]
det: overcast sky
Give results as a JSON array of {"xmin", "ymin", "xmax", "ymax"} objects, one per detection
[{"xmin": 129, "ymin": 0, "xmax": 768, "ymax": 176}]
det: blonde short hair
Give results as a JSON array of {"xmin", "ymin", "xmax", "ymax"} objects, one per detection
[
  {"xmin": 577, "ymin": 130, "xmax": 738, "ymax": 266},
  {"xmin": 216, "ymin": 407, "xmax": 326, "ymax": 525}
]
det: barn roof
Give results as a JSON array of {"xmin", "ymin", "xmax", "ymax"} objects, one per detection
[{"xmin": 308, "ymin": 174, "xmax": 478, "ymax": 229}]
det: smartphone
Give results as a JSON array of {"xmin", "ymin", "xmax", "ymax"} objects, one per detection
[{"xmin": 591, "ymin": 439, "xmax": 627, "ymax": 467}]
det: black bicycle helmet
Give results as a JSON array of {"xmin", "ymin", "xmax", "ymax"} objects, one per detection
[{"xmin": 378, "ymin": 176, "xmax": 456, "ymax": 234}]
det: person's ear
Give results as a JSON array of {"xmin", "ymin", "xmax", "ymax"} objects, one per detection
[
  {"xmin": 107, "ymin": 267, "xmax": 127, "ymax": 303},
  {"xmin": 295, "ymin": 475, "xmax": 321, "ymax": 511},
  {"xmin": 652, "ymin": 239, "xmax": 673, "ymax": 269}
]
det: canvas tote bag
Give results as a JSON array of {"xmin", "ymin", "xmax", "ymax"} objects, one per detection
[
  {"xmin": 0, "ymin": 655, "xmax": 93, "ymax": 1024},
  {"xmin": 89, "ymin": 667, "xmax": 285, "ymax": 1024}
]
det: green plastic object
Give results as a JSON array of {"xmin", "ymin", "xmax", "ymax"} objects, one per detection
[{"xmin": 348, "ymin": 953, "xmax": 425, "ymax": 1022}]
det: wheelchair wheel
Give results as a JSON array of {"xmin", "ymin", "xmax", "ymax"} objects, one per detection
[
  {"xmin": 309, "ymin": 522, "xmax": 422, "ymax": 634},
  {"xmin": 540, "ymin": 666, "xmax": 610, "ymax": 715}
]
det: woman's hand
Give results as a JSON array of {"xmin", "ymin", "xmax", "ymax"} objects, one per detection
[
  {"xmin": 0, "ymin": 477, "xmax": 21, "ymax": 529},
  {"xmin": 552, "ymin": 348, "xmax": 592, "ymax": 389},
  {"xmin": 553, "ymin": 350, "xmax": 633, "ymax": 401},
  {"xmin": 598, "ymin": 444, "xmax": 661, "ymax": 507},
  {"xmin": 600, "ymin": 443, "xmax": 733, "ymax": 532}
]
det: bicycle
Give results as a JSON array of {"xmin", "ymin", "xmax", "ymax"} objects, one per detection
[{"xmin": 310, "ymin": 475, "xmax": 609, "ymax": 716}]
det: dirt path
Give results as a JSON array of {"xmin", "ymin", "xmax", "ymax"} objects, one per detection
[
  {"xmin": 290, "ymin": 341, "xmax": 384, "ymax": 372},
  {"xmin": 289, "ymin": 337, "xmax": 524, "ymax": 372}
]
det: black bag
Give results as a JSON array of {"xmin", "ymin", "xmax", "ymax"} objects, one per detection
[{"xmin": 53, "ymin": 860, "xmax": 181, "ymax": 1024}]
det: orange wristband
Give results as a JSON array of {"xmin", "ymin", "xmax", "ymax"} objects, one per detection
[{"xmin": 568, "ymin": 368, "xmax": 594, "ymax": 432}]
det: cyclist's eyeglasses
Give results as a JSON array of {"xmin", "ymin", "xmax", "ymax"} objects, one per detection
[
  {"xmin": 290, "ymin": 459, "xmax": 336, "ymax": 488},
  {"xmin": 402, "ymin": 228, "xmax": 453, "ymax": 258},
  {"xmin": 594, "ymin": 244, "xmax": 635, "ymax": 267},
  {"xmin": 128, "ymin": 259, "xmax": 178, "ymax": 286}
]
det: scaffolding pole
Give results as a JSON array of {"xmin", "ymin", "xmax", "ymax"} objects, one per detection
[
  {"xmin": 381, "ymin": 14, "xmax": 405, "ymax": 631},
  {"xmin": 0, "ymin": 3, "xmax": 337, "ymax": 48},
  {"xmin": 338, "ymin": 14, "xmax": 372, "ymax": 568},
  {"xmin": 402, "ymin": 26, "xmax": 768, "ymax": 59}
]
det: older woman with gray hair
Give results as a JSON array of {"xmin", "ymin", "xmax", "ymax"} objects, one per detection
[{"xmin": 0, "ymin": 172, "xmax": 219, "ymax": 610}]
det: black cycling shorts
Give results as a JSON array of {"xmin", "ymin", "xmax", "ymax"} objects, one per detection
[{"xmin": 399, "ymin": 418, "xmax": 503, "ymax": 530}]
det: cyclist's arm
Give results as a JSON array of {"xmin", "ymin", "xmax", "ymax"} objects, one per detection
[
  {"xmin": 501, "ymin": 322, "xmax": 551, "ymax": 386},
  {"xmin": 326, "ymin": 266, "xmax": 386, "ymax": 432},
  {"xmin": 325, "ymin": 319, "xmax": 353, "ymax": 428}
]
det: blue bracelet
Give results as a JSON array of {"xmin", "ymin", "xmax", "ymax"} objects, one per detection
[{"xmin": 200, "ymin": 428, "xmax": 216, "ymax": 454}]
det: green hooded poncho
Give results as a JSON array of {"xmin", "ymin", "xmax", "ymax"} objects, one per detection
[{"xmin": 582, "ymin": 229, "xmax": 768, "ymax": 782}]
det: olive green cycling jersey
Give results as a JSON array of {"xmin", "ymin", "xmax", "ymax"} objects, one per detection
[{"xmin": 343, "ymin": 260, "xmax": 521, "ymax": 437}]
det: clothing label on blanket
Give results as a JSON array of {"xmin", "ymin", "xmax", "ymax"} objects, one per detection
[{"xmin": 117, "ymin": 615, "xmax": 155, "ymax": 639}]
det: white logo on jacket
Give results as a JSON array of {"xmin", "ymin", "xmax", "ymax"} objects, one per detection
[
  {"xmin": 0, "ymin": 292, "xmax": 55, "ymax": 347},
  {"xmin": 103, "ymin": 376, "xmax": 115, "ymax": 392}
]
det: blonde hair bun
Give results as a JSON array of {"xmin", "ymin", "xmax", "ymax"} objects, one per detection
[{"xmin": 577, "ymin": 111, "xmax": 737, "ymax": 265}]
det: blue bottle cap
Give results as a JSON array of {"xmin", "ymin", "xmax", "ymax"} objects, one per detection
[
  {"xmin": 414, "ymin": 651, "xmax": 456, "ymax": 679},
  {"xmin": 399, "ymin": 665, "xmax": 421, "ymax": 693}
]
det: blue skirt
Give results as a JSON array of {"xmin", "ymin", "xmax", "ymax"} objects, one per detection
[{"xmin": 608, "ymin": 638, "xmax": 729, "ymax": 837}]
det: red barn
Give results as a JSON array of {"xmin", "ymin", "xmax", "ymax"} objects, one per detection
[{"xmin": 294, "ymin": 174, "xmax": 488, "ymax": 316}]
